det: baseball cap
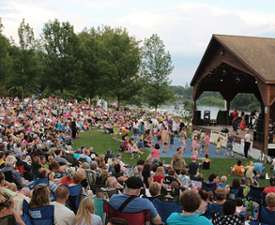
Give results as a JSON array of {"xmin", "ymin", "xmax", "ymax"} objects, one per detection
[{"xmin": 125, "ymin": 176, "xmax": 143, "ymax": 189}]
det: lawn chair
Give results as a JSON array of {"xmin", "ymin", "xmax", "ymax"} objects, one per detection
[
  {"xmin": 104, "ymin": 202, "xmax": 150, "ymax": 225},
  {"xmin": 22, "ymin": 199, "xmax": 54, "ymax": 225},
  {"xmin": 28, "ymin": 178, "xmax": 49, "ymax": 189},
  {"xmin": 66, "ymin": 184, "xmax": 82, "ymax": 214},
  {"xmin": 247, "ymin": 186, "xmax": 264, "ymax": 204},
  {"xmin": 152, "ymin": 198, "xmax": 182, "ymax": 223}
]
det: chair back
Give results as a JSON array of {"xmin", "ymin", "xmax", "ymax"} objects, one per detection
[
  {"xmin": 67, "ymin": 184, "xmax": 82, "ymax": 214},
  {"xmin": 0, "ymin": 215, "xmax": 16, "ymax": 225},
  {"xmin": 29, "ymin": 178, "xmax": 49, "ymax": 189},
  {"xmin": 247, "ymin": 186, "xmax": 264, "ymax": 204},
  {"xmin": 259, "ymin": 207, "xmax": 275, "ymax": 225},
  {"xmin": 104, "ymin": 202, "xmax": 150, "ymax": 225},
  {"xmin": 93, "ymin": 197, "xmax": 104, "ymax": 220},
  {"xmin": 152, "ymin": 198, "xmax": 181, "ymax": 223},
  {"xmin": 22, "ymin": 200, "xmax": 54, "ymax": 225}
]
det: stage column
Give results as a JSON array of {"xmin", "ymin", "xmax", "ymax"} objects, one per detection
[{"xmin": 263, "ymin": 105, "xmax": 270, "ymax": 156}]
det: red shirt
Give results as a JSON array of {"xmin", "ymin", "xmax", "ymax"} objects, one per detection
[
  {"xmin": 263, "ymin": 186, "xmax": 275, "ymax": 194},
  {"xmin": 153, "ymin": 175, "xmax": 164, "ymax": 183}
]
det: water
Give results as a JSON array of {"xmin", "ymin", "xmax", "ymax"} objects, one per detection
[{"xmin": 197, "ymin": 105, "xmax": 225, "ymax": 120}]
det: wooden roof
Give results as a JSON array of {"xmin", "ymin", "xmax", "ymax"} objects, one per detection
[{"xmin": 191, "ymin": 34, "xmax": 275, "ymax": 85}]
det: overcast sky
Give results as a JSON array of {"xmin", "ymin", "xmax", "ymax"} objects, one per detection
[{"xmin": 1, "ymin": 0, "xmax": 275, "ymax": 85}]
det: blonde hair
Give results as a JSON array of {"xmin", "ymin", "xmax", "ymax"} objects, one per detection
[
  {"xmin": 75, "ymin": 197, "xmax": 94, "ymax": 225},
  {"xmin": 155, "ymin": 166, "xmax": 164, "ymax": 176}
]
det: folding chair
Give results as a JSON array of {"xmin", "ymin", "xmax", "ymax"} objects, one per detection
[
  {"xmin": 28, "ymin": 178, "xmax": 49, "ymax": 189},
  {"xmin": 67, "ymin": 184, "xmax": 82, "ymax": 214},
  {"xmin": 0, "ymin": 214, "xmax": 16, "ymax": 225},
  {"xmin": 22, "ymin": 199, "xmax": 54, "ymax": 225},
  {"xmin": 247, "ymin": 186, "xmax": 264, "ymax": 204},
  {"xmin": 104, "ymin": 202, "xmax": 150, "ymax": 225},
  {"xmin": 152, "ymin": 198, "xmax": 182, "ymax": 223}
]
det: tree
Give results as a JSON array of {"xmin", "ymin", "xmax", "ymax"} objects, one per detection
[
  {"xmin": 42, "ymin": 19, "xmax": 80, "ymax": 95},
  {"xmin": 95, "ymin": 26, "xmax": 142, "ymax": 107},
  {"xmin": 141, "ymin": 34, "xmax": 174, "ymax": 110},
  {"xmin": 6, "ymin": 19, "xmax": 40, "ymax": 97}
]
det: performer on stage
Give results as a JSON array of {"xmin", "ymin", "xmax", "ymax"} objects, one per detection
[{"xmin": 244, "ymin": 128, "xmax": 252, "ymax": 158}]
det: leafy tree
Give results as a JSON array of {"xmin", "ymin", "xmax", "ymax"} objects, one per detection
[
  {"xmin": 42, "ymin": 19, "xmax": 80, "ymax": 94},
  {"xmin": 141, "ymin": 34, "xmax": 174, "ymax": 110},
  {"xmin": 6, "ymin": 19, "xmax": 40, "ymax": 97},
  {"xmin": 95, "ymin": 26, "xmax": 142, "ymax": 107}
]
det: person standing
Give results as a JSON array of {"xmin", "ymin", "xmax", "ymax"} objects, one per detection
[{"xmin": 244, "ymin": 129, "xmax": 252, "ymax": 158}]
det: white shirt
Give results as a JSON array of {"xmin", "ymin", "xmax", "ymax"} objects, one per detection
[
  {"xmin": 51, "ymin": 201, "xmax": 75, "ymax": 225},
  {"xmin": 244, "ymin": 133, "xmax": 252, "ymax": 143}
]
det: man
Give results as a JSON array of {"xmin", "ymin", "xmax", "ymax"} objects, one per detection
[
  {"xmin": 167, "ymin": 190, "xmax": 213, "ymax": 225},
  {"xmin": 109, "ymin": 176, "xmax": 162, "ymax": 224},
  {"xmin": 244, "ymin": 128, "xmax": 252, "ymax": 158},
  {"xmin": 51, "ymin": 185, "xmax": 75, "ymax": 225}
]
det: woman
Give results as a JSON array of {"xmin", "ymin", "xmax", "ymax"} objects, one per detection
[
  {"xmin": 29, "ymin": 184, "xmax": 50, "ymax": 208},
  {"xmin": 152, "ymin": 166, "xmax": 165, "ymax": 184},
  {"xmin": 75, "ymin": 197, "xmax": 103, "ymax": 225},
  {"xmin": 0, "ymin": 191, "xmax": 25, "ymax": 225}
]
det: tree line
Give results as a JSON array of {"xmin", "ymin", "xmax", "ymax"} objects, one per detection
[{"xmin": 0, "ymin": 19, "xmax": 174, "ymax": 109}]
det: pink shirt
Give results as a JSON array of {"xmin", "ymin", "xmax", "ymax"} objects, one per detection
[
  {"xmin": 204, "ymin": 135, "xmax": 210, "ymax": 145},
  {"xmin": 151, "ymin": 148, "xmax": 160, "ymax": 160}
]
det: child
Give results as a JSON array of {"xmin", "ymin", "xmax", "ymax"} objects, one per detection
[
  {"xmin": 232, "ymin": 160, "xmax": 245, "ymax": 176},
  {"xmin": 202, "ymin": 154, "xmax": 211, "ymax": 170},
  {"xmin": 216, "ymin": 135, "xmax": 222, "ymax": 153},
  {"xmin": 217, "ymin": 175, "xmax": 227, "ymax": 189}
]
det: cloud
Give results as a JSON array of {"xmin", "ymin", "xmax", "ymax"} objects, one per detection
[{"xmin": 1, "ymin": 0, "xmax": 275, "ymax": 84}]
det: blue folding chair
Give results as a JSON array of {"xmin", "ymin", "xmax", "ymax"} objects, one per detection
[
  {"xmin": 67, "ymin": 184, "xmax": 82, "ymax": 214},
  {"xmin": 22, "ymin": 200, "xmax": 54, "ymax": 225},
  {"xmin": 152, "ymin": 198, "xmax": 182, "ymax": 224},
  {"xmin": 247, "ymin": 186, "xmax": 264, "ymax": 204},
  {"xmin": 28, "ymin": 178, "xmax": 49, "ymax": 189}
]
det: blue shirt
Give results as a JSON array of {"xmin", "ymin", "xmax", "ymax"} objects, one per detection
[
  {"xmin": 109, "ymin": 194, "xmax": 158, "ymax": 219},
  {"xmin": 167, "ymin": 212, "xmax": 213, "ymax": 225}
]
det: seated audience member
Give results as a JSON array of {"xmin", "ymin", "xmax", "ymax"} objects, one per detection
[
  {"xmin": 75, "ymin": 197, "xmax": 103, "ymax": 225},
  {"xmin": 108, "ymin": 176, "xmax": 162, "ymax": 225},
  {"xmin": 205, "ymin": 189, "xmax": 227, "ymax": 219},
  {"xmin": 231, "ymin": 160, "xmax": 245, "ymax": 177},
  {"xmin": 203, "ymin": 174, "xmax": 218, "ymax": 193},
  {"xmin": 178, "ymin": 168, "xmax": 191, "ymax": 188},
  {"xmin": 260, "ymin": 192, "xmax": 275, "ymax": 225},
  {"xmin": 166, "ymin": 190, "xmax": 213, "ymax": 225},
  {"xmin": 188, "ymin": 155, "xmax": 199, "ymax": 179},
  {"xmin": 229, "ymin": 179, "xmax": 244, "ymax": 200},
  {"xmin": 153, "ymin": 166, "xmax": 165, "ymax": 184},
  {"xmin": 29, "ymin": 184, "xmax": 51, "ymax": 209},
  {"xmin": 148, "ymin": 182, "xmax": 161, "ymax": 200},
  {"xmin": 212, "ymin": 199, "xmax": 243, "ymax": 225},
  {"xmin": 263, "ymin": 177, "xmax": 275, "ymax": 194},
  {"xmin": 0, "ymin": 191, "xmax": 25, "ymax": 225},
  {"xmin": 197, "ymin": 190, "xmax": 209, "ymax": 214},
  {"xmin": 217, "ymin": 176, "xmax": 227, "ymax": 189},
  {"xmin": 202, "ymin": 154, "xmax": 211, "ymax": 170},
  {"xmin": 51, "ymin": 185, "xmax": 75, "ymax": 225}
]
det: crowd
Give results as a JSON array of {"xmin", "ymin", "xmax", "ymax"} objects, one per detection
[{"xmin": 0, "ymin": 97, "xmax": 274, "ymax": 225}]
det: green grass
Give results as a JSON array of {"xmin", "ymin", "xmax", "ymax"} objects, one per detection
[{"xmin": 73, "ymin": 129, "xmax": 271, "ymax": 187}]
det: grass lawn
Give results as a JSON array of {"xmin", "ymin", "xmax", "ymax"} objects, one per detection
[{"xmin": 73, "ymin": 129, "xmax": 271, "ymax": 187}]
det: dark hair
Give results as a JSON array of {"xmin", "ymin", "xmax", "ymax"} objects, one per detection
[
  {"xmin": 136, "ymin": 159, "xmax": 145, "ymax": 166},
  {"xmin": 270, "ymin": 177, "xmax": 275, "ymax": 186},
  {"xmin": 199, "ymin": 190, "xmax": 209, "ymax": 201},
  {"xmin": 235, "ymin": 198, "xmax": 243, "ymax": 207},
  {"xmin": 215, "ymin": 189, "xmax": 227, "ymax": 201},
  {"xmin": 180, "ymin": 190, "xmax": 201, "ymax": 213},
  {"xmin": 223, "ymin": 200, "xmax": 236, "ymax": 215},
  {"xmin": 237, "ymin": 160, "xmax": 242, "ymax": 166},
  {"xmin": 208, "ymin": 173, "xmax": 217, "ymax": 182},
  {"xmin": 231, "ymin": 178, "xmax": 241, "ymax": 189},
  {"xmin": 154, "ymin": 143, "xmax": 160, "ymax": 150}
]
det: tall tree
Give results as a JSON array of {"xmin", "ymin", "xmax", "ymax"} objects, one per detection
[
  {"xmin": 42, "ymin": 19, "xmax": 80, "ymax": 95},
  {"xmin": 141, "ymin": 34, "xmax": 174, "ymax": 110},
  {"xmin": 96, "ymin": 26, "xmax": 142, "ymax": 107},
  {"xmin": 6, "ymin": 19, "xmax": 40, "ymax": 97}
]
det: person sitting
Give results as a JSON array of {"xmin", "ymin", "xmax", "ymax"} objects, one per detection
[
  {"xmin": 153, "ymin": 166, "xmax": 165, "ymax": 184},
  {"xmin": 148, "ymin": 182, "xmax": 162, "ymax": 200},
  {"xmin": 0, "ymin": 191, "xmax": 25, "ymax": 225},
  {"xmin": 108, "ymin": 176, "xmax": 162, "ymax": 225},
  {"xmin": 217, "ymin": 176, "xmax": 227, "ymax": 190},
  {"xmin": 29, "ymin": 184, "xmax": 51, "ymax": 209},
  {"xmin": 166, "ymin": 190, "xmax": 213, "ymax": 225},
  {"xmin": 75, "ymin": 197, "xmax": 103, "ymax": 225},
  {"xmin": 202, "ymin": 154, "xmax": 211, "ymax": 170},
  {"xmin": 212, "ymin": 199, "xmax": 243, "ymax": 225},
  {"xmin": 205, "ymin": 189, "xmax": 227, "ymax": 219},
  {"xmin": 259, "ymin": 192, "xmax": 275, "ymax": 225},
  {"xmin": 231, "ymin": 160, "xmax": 245, "ymax": 177},
  {"xmin": 51, "ymin": 185, "xmax": 75, "ymax": 225},
  {"xmin": 263, "ymin": 177, "xmax": 275, "ymax": 194},
  {"xmin": 188, "ymin": 155, "xmax": 199, "ymax": 179}
]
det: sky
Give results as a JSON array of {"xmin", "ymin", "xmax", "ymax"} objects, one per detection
[{"xmin": 1, "ymin": 0, "xmax": 275, "ymax": 85}]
